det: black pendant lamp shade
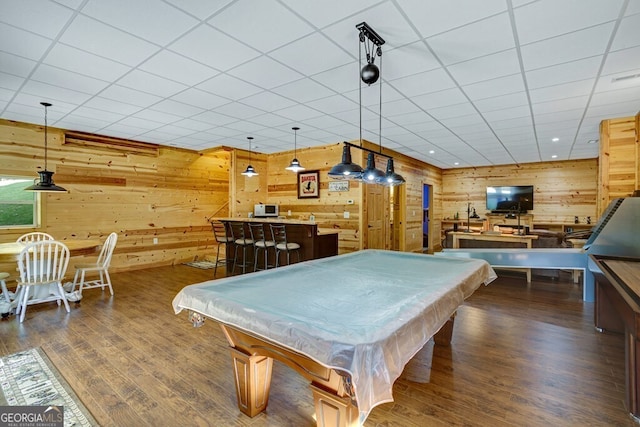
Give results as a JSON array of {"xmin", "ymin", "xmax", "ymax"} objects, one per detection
[
  {"xmin": 361, "ymin": 152, "xmax": 385, "ymax": 183},
  {"xmin": 25, "ymin": 102, "xmax": 67, "ymax": 192},
  {"xmin": 241, "ymin": 136, "xmax": 258, "ymax": 177},
  {"xmin": 285, "ymin": 126, "xmax": 305, "ymax": 173},
  {"xmin": 328, "ymin": 144, "xmax": 363, "ymax": 180},
  {"xmin": 376, "ymin": 158, "xmax": 405, "ymax": 186}
]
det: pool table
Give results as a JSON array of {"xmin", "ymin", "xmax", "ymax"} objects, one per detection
[{"xmin": 173, "ymin": 250, "xmax": 496, "ymax": 426}]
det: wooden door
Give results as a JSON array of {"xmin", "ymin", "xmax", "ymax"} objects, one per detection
[{"xmin": 365, "ymin": 183, "xmax": 388, "ymax": 249}]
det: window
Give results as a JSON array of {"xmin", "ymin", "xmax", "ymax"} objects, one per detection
[{"xmin": 0, "ymin": 177, "xmax": 38, "ymax": 228}]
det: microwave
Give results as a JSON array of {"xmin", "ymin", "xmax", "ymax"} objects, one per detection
[{"xmin": 254, "ymin": 204, "xmax": 279, "ymax": 218}]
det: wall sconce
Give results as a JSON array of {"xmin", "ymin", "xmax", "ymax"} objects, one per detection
[{"xmin": 241, "ymin": 136, "xmax": 258, "ymax": 177}]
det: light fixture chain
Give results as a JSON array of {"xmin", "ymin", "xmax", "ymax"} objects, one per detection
[
  {"xmin": 44, "ymin": 103, "xmax": 48, "ymax": 171},
  {"xmin": 358, "ymin": 35, "xmax": 362, "ymax": 146},
  {"xmin": 379, "ymin": 52, "xmax": 383, "ymax": 155}
]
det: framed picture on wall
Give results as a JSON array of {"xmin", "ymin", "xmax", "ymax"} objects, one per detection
[{"xmin": 298, "ymin": 170, "xmax": 319, "ymax": 199}]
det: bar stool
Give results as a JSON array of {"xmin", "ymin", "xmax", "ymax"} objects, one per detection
[
  {"xmin": 249, "ymin": 223, "xmax": 275, "ymax": 271},
  {"xmin": 211, "ymin": 221, "xmax": 233, "ymax": 277},
  {"xmin": 229, "ymin": 222, "xmax": 254, "ymax": 275},
  {"xmin": 270, "ymin": 224, "xmax": 301, "ymax": 267}
]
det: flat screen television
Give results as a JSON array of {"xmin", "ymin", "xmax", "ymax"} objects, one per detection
[{"xmin": 486, "ymin": 185, "xmax": 534, "ymax": 212}]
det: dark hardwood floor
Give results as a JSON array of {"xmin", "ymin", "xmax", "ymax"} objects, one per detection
[{"xmin": 0, "ymin": 265, "xmax": 636, "ymax": 427}]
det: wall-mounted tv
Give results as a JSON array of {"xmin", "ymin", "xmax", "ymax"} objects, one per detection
[{"xmin": 486, "ymin": 185, "xmax": 534, "ymax": 212}]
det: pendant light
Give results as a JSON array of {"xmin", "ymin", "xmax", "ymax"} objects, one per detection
[
  {"xmin": 285, "ymin": 126, "xmax": 305, "ymax": 173},
  {"xmin": 361, "ymin": 152, "xmax": 385, "ymax": 183},
  {"xmin": 328, "ymin": 144, "xmax": 363, "ymax": 180},
  {"xmin": 241, "ymin": 136, "xmax": 258, "ymax": 177},
  {"xmin": 377, "ymin": 158, "xmax": 405, "ymax": 186},
  {"xmin": 25, "ymin": 102, "xmax": 67, "ymax": 192}
]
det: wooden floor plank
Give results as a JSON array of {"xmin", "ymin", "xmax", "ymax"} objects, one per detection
[{"xmin": 0, "ymin": 266, "xmax": 636, "ymax": 426}]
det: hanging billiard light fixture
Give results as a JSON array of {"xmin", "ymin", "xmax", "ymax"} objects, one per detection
[
  {"xmin": 25, "ymin": 102, "xmax": 67, "ymax": 192},
  {"xmin": 285, "ymin": 126, "xmax": 305, "ymax": 173},
  {"xmin": 241, "ymin": 136, "xmax": 258, "ymax": 177}
]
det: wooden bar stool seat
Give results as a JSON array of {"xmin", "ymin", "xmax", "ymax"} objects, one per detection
[{"xmin": 270, "ymin": 224, "xmax": 301, "ymax": 267}]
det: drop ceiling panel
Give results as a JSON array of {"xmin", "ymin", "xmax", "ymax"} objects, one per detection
[
  {"xmin": 389, "ymin": 68, "xmax": 457, "ymax": 97},
  {"xmin": 427, "ymin": 13, "xmax": 515, "ymax": 66},
  {"xmin": 272, "ymin": 78, "xmax": 338, "ymax": 103},
  {"xmin": 529, "ymin": 79, "xmax": 595, "ymax": 104},
  {"xmin": 0, "ymin": 23, "xmax": 52, "ymax": 60},
  {"xmin": 602, "ymin": 45, "xmax": 640, "ymax": 75},
  {"xmin": 99, "ymin": 85, "xmax": 163, "ymax": 108},
  {"xmin": 383, "ymin": 42, "xmax": 440, "ymax": 80},
  {"xmin": 31, "ymin": 65, "xmax": 109, "ymax": 94},
  {"xmin": 526, "ymin": 56, "xmax": 602, "ymax": 89},
  {"xmin": 208, "ymin": 0, "xmax": 314, "ymax": 52},
  {"xmin": 0, "ymin": 1, "xmax": 71, "ymax": 38},
  {"xmin": 197, "ymin": 74, "xmax": 262, "ymax": 100},
  {"xmin": 270, "ymin": 33, "xmax": 353, "ymax": 76},
  {"xmin": 139, "ymin": 50, "xmax": 218, "ymax": 86},
  {"xmin": 462, "ymin": 74, "xmax": 526, "ymax": 100},
  {"xmin": 43, "ymin": 44, "xmax": 130, "ymax": 82},
  {"xmin": 170, "ymin": 88, "xmax": 229, "ymax": 110},
  {"xmin": 230, "ymin": 56, "xmax": 303, "ymax": 90},
  {"xmin": 447, "ymin": 49, "xmax": 521, "ymax": 85},
  {"xmin": 473, "ymin": 92, "xmax": 529, "ymax": 113},
  {"xmin": 0, "ymin": 72, "xmax": 25, "ymax": 92},
  {"xmin": 164, "ymin": 0, "xmax": 234, "ymax": 19}
]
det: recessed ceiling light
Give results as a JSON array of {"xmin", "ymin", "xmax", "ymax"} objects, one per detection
[
  {"xmin": 551, "ymin": 155, "xmax": 558, "ymax": 159},
  {"xmin": 454, "ymin": 162, "xmax": 459, "ymax": 165},
  {"xmin": 429, "ymin": 150, "xmax": 435, "ymax": 154},
  {"xmin": 551, "ymin": 137, "xmax": 559, "ymax": 142}
]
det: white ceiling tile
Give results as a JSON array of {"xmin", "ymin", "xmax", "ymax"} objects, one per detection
[
  {"xmin": 151, "ymin": 99, "xmax": 205, "ymax": 117},
  {"xmin": 172, "ymin": 118, "xmax": 214, "ymax": 132},
  {"xmin": 169, "ymin": 24, "xmax": 260, "ymax": 71},
  {"xmin": 529, "ymin": 79, "xmax": 595, "ymax": 103},
  {"xmin": 387, "ymin": 111, "xmax": 436, "ymax": 126},
  {"xmin": 429, "ymin": 102, "xmax": 478, "ymax": 120},
  {"xmin": 306, "ymin": 95, "xmax": 358, "ymax": 114},
  {"xmin": 139, "ymin": 50, "xmax": 218, "ymax": 86},
  {"xmin": 389, "ymin": 67, "xmax": 457, "ymax": 98},
  {"xmin": 381, "ymin": 99, "xmax": 421, "ymax": 117},
  {"xmin": 526, "ymin": 56, "xmax": 602, "ymax": 89},
  {"xmin": 43, "ymin": 44, "xmax": 129, "ymax": 81},
  {"xmin": 249, "ymin": 113, "xmax": 292, "ymax": 127},
  {"xmin": 271, "ymin": 33, "xmax": 353, "ymax": 76},
  {"xmin": 155, "ymin": 124, "xmax": 195, "ymax": 137},
  {"xmin": 534, "ymin": 108, "xmax": 583, "ymax": 124},
  {"xmin": 21, "ymin": 80, "xmax": 92, "ymax": 104},
  {"xmin": 197, "ymin": 74, "xmax": 261, "ymax": 99},
  {"xmin": 0, "ymin": 23, "xmax": 52, "ymax": 60},
  {"xmin": 611, "ymin": 12, "xmax": 640, "ymax": 51},
  {"xmin": 383, "ymin": 42, "xmax": 440, "ymax": 80},
  {"xmin": 82, "ymin": 0, "xmax": 199, "ymax": 45},
  {"xmin": 521, "ymin": 23, "xmax": 614, "ymax": 71},
  {"xmin": 299, "ymin": 114, "xmax": 347, "ymax": 130},
  {"xmin": 11, "ymin": 93, "xmax": 77, "ymax": 116},
  {"xmin": 190, "ymin": 110, "xmax": 237, "ymax": 126},
  {"xmin": 397, "ymin": 0, "xmax": 507, "ymax": 38},
  {"xmin": 82, "ymin": 97, "xmax": 142, "ymax": 115},
  {"xmin": 99, "ymin": 84, "xmax": 162, "ymax": 108},
  {"xmin": 56, "ymin": 114, "xmax": 113, "ymax": 130},
  {"xmin": 427, "ymin": 13, "xmax": 514, "ymax": 66},
  {"xmin": 439, "ymin": 112, "xmax": 486, "ymax": 128},
  {"xmin": 602, "ymin": 45, "xmax": 640, "ymax": 75},
  {"xmin": 0, "ymin": 52, "xmax": 37, "ymax": 77},
  {"xmin": 473, "ymin": 92, "xmax": 528, "ymax": 113},
  {"xmin": 273, "ymin": 104, "xmax": 323, "ymax": 122},
  {"xmin": 0, "ymin": 72, "xmax": 25, "ymax": 91},
  {"xmin": 483, "ymin": 105, "xmax": 531, "ymax": 122},
  {"xmin": 272, "ymin": 78, "xmax": 336, "ymax": 102},
  {"xmin": 462, "ymin": 74, "xmax": 526, "ymax": 100},
  {"xmin": 0, "ymin": 87, "xmax": 14, "ymax": 102},
  {"xmin": 311, "ymin": 62, "xmax": 359, "ymax": 93},
  {"xmin": 412, "ymin": 87, "xmax": 467, "ymax": 110},
  {"xmin": 117, "ymin": 70, "xmax": 188, "ymax": 97},
  {"xmin": 281, "ymin": 0, "xmax": 372, "ymax": 28},
  {"xmin": 229, "ymin": 56, "xmax": 303, "ymax": 90},
  {"xmin": 447, "ymin": 49, "xmax": 520, "ymax": 85},
  {"xmin": 31, "ymin": 64, "xmax": 109, "ymax": 94},
  {"xmin": 60, "ymin": 15, "xmax": 158, "ymax": 66},
  {"xmin": 343, "ymin": 83, "xmax": 403, "ymax": 107},
  {"xmin": 590, "ymin": 86, "xmax": 640, "ymax": 107},
  {"xmin": 133, "ymin": 109, "xmax": 181, "ymax": 125},
  {"xmin": 225, "ymin": 121, "xmax": 269, "ymax": 134},
  {"xmin": 515, "ymin": 0, "xmax": 624, "ymax": 45},
  {"xmin": 72, "ymin": 106, "xmax": 126, "ymax": 123},
  {"xmin": 209, "ymin": 0, "xmax": 314, "ymax": 52},
  {"xmin": 118, "ymin": 116, "xmax": 164, "ymax": 130},
  {"xmin": 0, "ymin": 0, "xmax": 73, "ymax": 39},
  {"xmin": 170, "ymin": 88, "xmax": 229, "ymax": 110},
  {"xmin": 243, "ymin": 91, "xmax": 297, "ymax": 111},
  {"xmin": 323, "ymin": 2, "xmax": 421, "ymax": 51},
  {"xmin": 532, "ymin": 96, "xmax": 589, "ymax": 115},
  {"xmin": 214, "ymin": 101, "xmax": 265, "ymax": 119},
  {"xmin": 585, "ymin": 99, "xmax": 640, "ymax": 120},
  {"xmin": 164, "ymin": 0, "xmax": 234, "ymax": 18}
]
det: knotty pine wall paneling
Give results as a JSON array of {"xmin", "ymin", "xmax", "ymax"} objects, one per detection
[
  {"xmin": 229, "ymin": 148, "xmax": 268, "ymax": 218},
  {"xmin": 441, "ymin": 159, "xmax": 598, "ymax": 228},
  {"xmin": 0, "ymin": 119, "xmax": 230, "ymax": 275},
  {"xmin": 267, "ymin": 143, "xmax": 362, "ymax": 254},
  {"xmin": 599, "ymin": 115, "xmax": 639, "ymax": 215}
]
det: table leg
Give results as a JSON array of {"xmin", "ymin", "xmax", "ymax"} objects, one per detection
[
  {"xmin": 228, "ymin": 347, "xmax": 273, "ymax": 417},
  {"xmin": 310, "ymin": 384, "xmax": 359, "ymax": 427},
  {"xmin": 433, "ymin": 313, "xmax": 456, "ymax": 346}
]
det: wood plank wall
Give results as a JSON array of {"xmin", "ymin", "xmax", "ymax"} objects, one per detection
[
  {"xmin": 229, "ymin": 148, "xmax": 268, "ymax": 218},
  {"xmin": 599, "ymin": 115, "xmax": 639, "ymax": 215},
  {"xmin": 0, "ymin": 119, "xmax": 230, "ymax": 275},
  {"xmin": 441, "ymin": 159, "xmax": 598, "ymax": 226}
]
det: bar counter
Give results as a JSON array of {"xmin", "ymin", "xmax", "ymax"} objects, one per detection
[{"xmin": 215, "ymin": 218, "xmax": 339, "ymax": 262}]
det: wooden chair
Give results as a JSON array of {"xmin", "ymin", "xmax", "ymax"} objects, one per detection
[
  {"xmin": 67, "ymin": 232, "xmax": 118, "ymax": 297},
  {"xmin": 15, "ymin": 240, "xmax": 70, "ymax": 323},
  {"xmin": 211, "ymin": 221, "xmax": 233, "ymax": 277},
  {"xmin": 0, "ymin": 272, "xmax": 11, "ymax": 304},
  {"xmin": 270, "ymin": 224, "xmax": 301, "ymax": 267},
  {"xmin": 229, "ymin": 222, "xmax": 254, "ymax": 275},
  {"xmin": 16, "ymin": 232, "xmax": 54, "ymax": 244},
  {"xmin": 249, "ymin": 223, "xmax": 275, "ymax": 271}
]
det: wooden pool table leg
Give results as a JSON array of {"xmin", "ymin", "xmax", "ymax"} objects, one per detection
[
  {"xmin": 310, "ymin": 383, "xmax": 359, "ymax": 427},
  {"xmin": 228, "ymin": 347, "xmax": 274, "ymax": 417},
  {"xmin": 433, "ymin": 313, "xmax": 456, "ymax": 346}
]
